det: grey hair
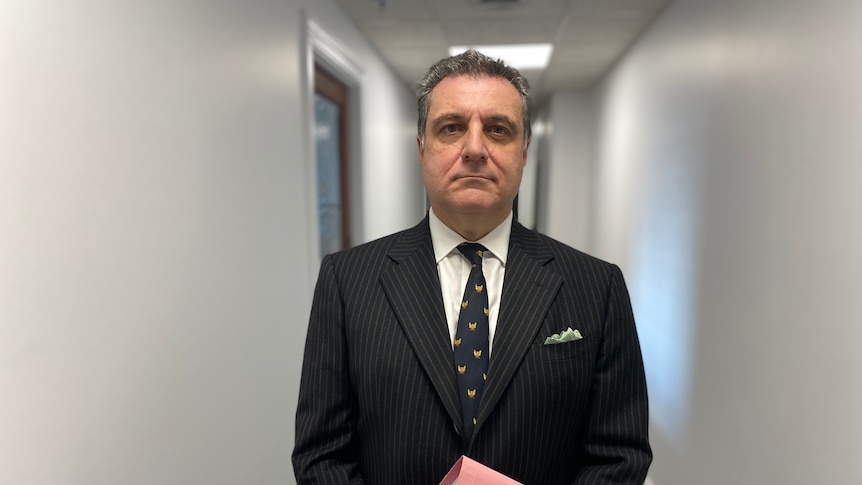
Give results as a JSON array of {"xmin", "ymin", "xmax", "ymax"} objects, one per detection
[{"xmin": 416, "ymin": 49, "xmax": 531, "ymax": 147}]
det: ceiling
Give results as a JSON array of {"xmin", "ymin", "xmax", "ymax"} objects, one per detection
[{"xmin": 332, "ymin": 0, "xmax": 672, "ymax": 108}]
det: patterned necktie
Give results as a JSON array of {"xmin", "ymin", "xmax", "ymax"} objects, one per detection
[{"xmin": 454, "ymin": 242, "xmax": 490, "ymax": 439}]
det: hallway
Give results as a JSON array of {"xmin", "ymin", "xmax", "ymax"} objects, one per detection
[{"xmin": 2, "ymin": 1, "xmax": 860, "ymax": 483}]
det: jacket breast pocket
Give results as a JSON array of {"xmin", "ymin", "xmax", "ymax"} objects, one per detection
[{"xmin": 538, "ymin": 338, "xmax": 591, "ymax": 361}]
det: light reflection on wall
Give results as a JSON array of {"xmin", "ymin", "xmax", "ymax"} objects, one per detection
[
  {"xmin": 594, "ymin": 62, "xmax": 707, "ymax": 450},
  {"xmin": 628, "ymin": 159, "xmax": 700, "ymax": 450}
]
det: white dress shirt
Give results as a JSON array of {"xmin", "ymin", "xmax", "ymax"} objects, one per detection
[{"xmin": 428, "ymin": 208, "xmax": 512, "ymax": 357}]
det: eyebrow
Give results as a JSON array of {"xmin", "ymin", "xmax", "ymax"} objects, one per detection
[
  {"xmin": 486, "ymin": 114, "xmax": 517, "ymax": 129},
  {"xmin": 430, "ymin": 113, "xmax": 518, "ymax": 129},
  {"xmin": 430, "ymin": 113, "xmax": 465, "ymax": 125}
]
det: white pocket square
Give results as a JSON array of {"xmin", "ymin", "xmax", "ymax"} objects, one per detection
[{"xmin": 543, "ymin": 327, "xmax": 583, "ymax": 345}]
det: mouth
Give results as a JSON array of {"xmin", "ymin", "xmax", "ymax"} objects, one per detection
[{"xmin": 455, "ymin": 174, "xmax": 492, "ymax": 182}]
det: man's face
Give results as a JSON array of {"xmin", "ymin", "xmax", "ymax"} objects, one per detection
[{"xmin": 418, "ymin": 75, "xmax": 528, "ymax": 226}]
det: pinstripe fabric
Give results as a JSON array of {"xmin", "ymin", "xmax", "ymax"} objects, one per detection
[{"xmin": 293, "ymin": 217, "xmax": 652, "ymax": 485}]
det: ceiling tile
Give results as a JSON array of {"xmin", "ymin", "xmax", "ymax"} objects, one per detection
[{"xmin": 331, "ymin": 0, "xmax": 672, "ymax": 100}]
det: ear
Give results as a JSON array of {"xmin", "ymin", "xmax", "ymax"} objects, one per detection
[
  {"xmin": 521, "ymin": 138, "xmax": 530, "ymax": 167},
  {"xmin": 416, "ymin": 134, "xmax": 425, "ymax": 163}
]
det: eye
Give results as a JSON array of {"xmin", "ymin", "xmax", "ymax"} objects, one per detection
[
  {"xmin": 488, "ymin": 125, "xmax": 510, "ymax": 136},
  {"xmin": 441, "ymin": 124, "xmax": 462, "ymax": 135}
]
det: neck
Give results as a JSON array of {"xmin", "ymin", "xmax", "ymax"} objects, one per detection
[{"xmin": 433, "ymin": 208, "xmax": 510, "ymax": 242}]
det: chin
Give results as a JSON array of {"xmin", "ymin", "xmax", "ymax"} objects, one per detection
[
  {"xmin": 432, "ymin": 189, "xmax": 512, "ymax": 217},
  {"xmin": 453, "ymin": 200, "xmax": 503, "ymax": 216},
  {"xmin": 451, "ymin": 193, "xmax": 491, "ymax": 208}
]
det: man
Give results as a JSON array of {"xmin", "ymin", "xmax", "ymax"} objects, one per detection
[{"xmin": 293, "ymin": 50, "xmax": 651, "ymax": 484}]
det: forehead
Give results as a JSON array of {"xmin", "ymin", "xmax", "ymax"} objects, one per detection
[{"xmin": 428, "ymin": 75, "xmax": 522, "ymax": 116}]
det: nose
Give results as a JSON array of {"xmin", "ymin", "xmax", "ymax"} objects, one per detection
[{"xmin": 461, "ymin": 125, "xmax": 488, "ymax": 162}]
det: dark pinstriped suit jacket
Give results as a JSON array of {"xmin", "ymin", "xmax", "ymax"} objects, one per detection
[{"xmin": 293, "ymin": 217, "xmax": 651, "ymax": 485}]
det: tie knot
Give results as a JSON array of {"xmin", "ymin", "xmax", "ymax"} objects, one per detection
[{"xmin": 457, "ymin": 242, "xmax": 487, "ymax": 266}]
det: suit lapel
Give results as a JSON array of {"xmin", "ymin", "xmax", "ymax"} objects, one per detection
[
  {"xmin": 475, "ymin": 222, "xmax": 562, "ymax": 435},
  {"xmin": 378, "ymin": 218, "xmax": 464, "ymax": 434}
]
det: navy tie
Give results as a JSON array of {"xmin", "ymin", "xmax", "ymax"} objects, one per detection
[{"xmin": 454, "ymin": 242, "xmax": 490, "ymax": 439}]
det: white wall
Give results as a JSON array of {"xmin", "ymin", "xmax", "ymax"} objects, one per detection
[
  {"xmin": 0, "ymin": 1, "xmax": 419, "ymax": 484},
  {"xmin": 576, "ymin": 0, "xmax": 862, "ymax": 483},
  {"xmin": 538, "ymin": 92, "xmax": 596, "ymax": 249}
]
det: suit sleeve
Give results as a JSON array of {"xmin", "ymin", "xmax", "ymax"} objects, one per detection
[
  {"xmin": 292, "ymin": 255, "xmax": 365, "ymax": 484},
  {"xmin": 573, "ymin": 265, "xmax": 652, "ymax": 484}
]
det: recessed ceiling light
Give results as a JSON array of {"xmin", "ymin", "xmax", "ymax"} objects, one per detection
[
  {"xmin": 448, "ymin": 43, "xmax": 554, "ymax": 70},
  {"xmin": 471, "ymin": 0, "xmax": 521, "ymax": 6}
]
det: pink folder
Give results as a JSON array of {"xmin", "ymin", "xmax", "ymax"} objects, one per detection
[{"xmin": 439, "ymin": 456, "xmax": 523, "ymax": 485}]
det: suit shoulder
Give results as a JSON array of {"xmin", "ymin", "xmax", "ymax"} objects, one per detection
[
  {"xmin": 518, "ymin": 226, "xmax": 623, "ymax": 281},
  {"xmin": 323, "ymin": 230, "xmax": 401, "ymax": 266},
  {"xmin": 322, "ymin": 221, "xmax": 428, "ymax": 269},
  {"xmin": 516, "ymin": 224, "xmax": 612, "ymax": 264},
  {"xmin": 540, "ymin": 233, "xmax": 609, "ymax": 263}
]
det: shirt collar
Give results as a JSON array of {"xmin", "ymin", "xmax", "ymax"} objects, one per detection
[{"xmin": 428, "ymin": 208, "xmax": 512, "ymax": 266}]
